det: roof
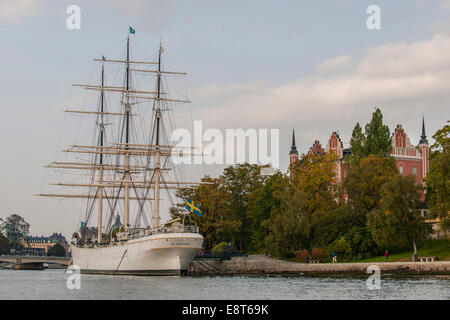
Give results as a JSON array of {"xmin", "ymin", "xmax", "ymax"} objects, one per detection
[{"xmin": 309, "ymin": 140, "xmax": 325, "ymax": 155}]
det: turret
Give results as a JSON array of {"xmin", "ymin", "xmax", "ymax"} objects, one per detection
[
  {"xmin": 289, "ymin": 128, "xmax": 299, "ymax": 166},
  {"xmin": 418, "ymin": 117, "xmax": 429, "ymax": 178}
]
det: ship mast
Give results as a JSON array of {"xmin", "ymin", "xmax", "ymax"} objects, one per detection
[
  {"xmin": 97, "ymin": 61, "xmax": 105, "ymax": 243},
  {"xmin": 124, "ymin": 36, "xmax": 131, "ymax": 231},
  {"xmin": 153, "ymin": 42, "xmax": 163, "ymax": 230},
  {"xmin": 36, "ymin": 37, "xmax": 199, "ymax": 241}
]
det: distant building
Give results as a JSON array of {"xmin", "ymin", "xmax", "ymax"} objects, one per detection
[
  {"xmin": 23, "ymin": 233, "xmax": 69, "ymax": 256},
  {"xmin": 111, "ymin": 214, "xmax": 123, "ymax": 232},
  {"xmin": 425, "ymin": 218, "xmax": 450, "ymax": 239}
]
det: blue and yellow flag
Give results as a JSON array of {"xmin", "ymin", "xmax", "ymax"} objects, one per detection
[
  {"xmin": 129, "ymin": 26, "xmax": 136, "ymax": 34},
  {"xmin": 185, "ymin": 198, "xmax": 202, "ymax": 217},
  {"xmin": 80, "ymin": 221, "xmax": 87, "ymax": 229}
]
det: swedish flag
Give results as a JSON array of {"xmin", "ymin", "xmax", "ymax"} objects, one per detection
[
  {"xmin": 129, "ymin": 26, "xmax": 136, "ymax": 34},
  {"xmin": 185, "ymin": 198, "xmax": 202, "ymax": 217}
]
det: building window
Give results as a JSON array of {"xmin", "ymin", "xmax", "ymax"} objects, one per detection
[
  {"xmin": 412, "ymin": 167, "xmax": 417, "ymax": 175},
  {"xmin": 399, "ymin": 166, "xmax": 403, "ymax": 174},
  {"xmin": 419, "ymin": 209, "xmax": 428, "ymax": 218}
]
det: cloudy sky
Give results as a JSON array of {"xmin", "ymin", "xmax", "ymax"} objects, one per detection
[{"xmin": 1, "ymin": 0, "xmax": 450, "ymax": 238}]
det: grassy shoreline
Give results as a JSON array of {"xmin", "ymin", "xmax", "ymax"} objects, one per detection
[{"xmin": 281, "ymin": 240, "xmax": 450, "ymax": 264}]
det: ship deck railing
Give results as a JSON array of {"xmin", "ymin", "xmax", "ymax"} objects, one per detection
[
  {"xmin": 72, "ymin": 225, "xmax": 200, "ymax": 247},
  {"xmin": 126, "ymin": 225, "xmax": 199, "ymax": 240}
]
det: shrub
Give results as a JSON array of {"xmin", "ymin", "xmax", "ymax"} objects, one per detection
[
  {"xmin": 212, "ymin": 241, "xmax": 230, "ymax": 253},
  {"xmin": 329, "ymin": 237, "xmax": 352, "ymax": 258}
]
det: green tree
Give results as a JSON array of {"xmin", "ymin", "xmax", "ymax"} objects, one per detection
[
  {"xmin": 267, "ymin": 152, "xmax": 337, "ymax": 258},
  {"xmin": 0, "ymin": 234, "xmax": 10, "ymax": 255},
  {"xmin": 328, "ymin": 237, "xmax": 352, "ymax": 258},
  {"xmin": 349, "ymin": 122, "xmax": 365, "ymax": 165},
  {"xmin": 171, "ymin": 176, "xmax": 231, "ymax": 250},
  {"xmin": 265, "ymin": 188, "xmax": 310, "ymax": 258},
  {"xmin": 313, "ymin": 205, "xmax": 364, "ymax": 248},
  {"xmin": 290, "ymin": 152, "xmax": 337, "ymax": 214},
  {"xmin": 429, "ymin": 121, "xmax": 449, "ymax": 159},
  {"xmin": 342, "ymin": 226, "xmax": 379, "ymax": 260},
  {"xmin": 0, "ymin": 214, "xmax": 30, "ymax": 248},
  {"xmin": 171, "ymin": 164, "xmax": 268, "ymax": 252},
  {"xmin": 424, "ymin": 122, "xmax": 450, "ymax": 231},
  {"xmin": 219, "ymin": 164, "xmax": 267, "ymax": 252},
  {"xmin": 47, "ymin": 243, "xmax": 66, "ymax": 257},
  {"xmin": 344, "ymin": 155, "xmax": 397, "ymax": 215},
  {"xmin": 363, "ymin": 108, "xmax": 392, "ymax": 157},
  {"xmin": 367, "ymin": 175, "xmax": 428, "ymax": 254},
  {"xmin": 247, "ymin": 171, "xmax": 285, "ymax": 253}
]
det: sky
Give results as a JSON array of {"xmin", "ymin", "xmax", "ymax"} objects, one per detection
[{"xmin": 1, "ymin": 0, "xmax": 450, "ymax": 238}]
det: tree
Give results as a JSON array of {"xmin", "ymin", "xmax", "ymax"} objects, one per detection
[
  {"xmin": 247, "ymin": 171, "xmax": 285, "ymax": 253},
  {"xmin": 367, "ymin": 175, "xmax": 428, "ymax": 254},
  {"xmin": 0, "ymin": 214, "xmax": 30, "ymax": 248},
  {"xmin": 341, "ymin": 226, "xmax": 379, "ymax": 260},
  {"xmin": 220, "ymin": 164, "xmax": 267, "ymax": 252},
  {"xmin": 424, "ymin": 122, "xmax": 450, "ymax": 231},
  {"xmin": 0, "ymin": 234, "xmax": 10, "ymax": 255},
  {"xmin": 429, "ymin": 121, "xmax": 449, "ymax": 159},
  {"xmin": 344, "ymin": 155, "xmax": 397, "ymax": 215},
  {"xmin": 170, "ymin": 164, "xmax": 268, "ymax": 252},
  {"xmin": 170, "ymin": 176, "xmax": 231, "ymax": 250},
  {"xmin": 266, "ymin": 152, "xmax": 337, "ymax": 258},
  {"xmin": 346, "ymin": 109, "xmax": 392, "ymax": 170},
  {"xmin": 363, "ymin": 108, "xmax": 392, "ymax": 157},
  {"xmin": 313, "ymin": 204, "xmax": 364, "ymax": 248},
  {"xmin": 349, "ymin": 122, "xmax": 365, "ymax": 165},
  {"xmin": 328, "ymin": 237, "xmax": 352, "ymax": 259},
  {"xmin": 290, "ymin": 152, "xmax": 337, "ymax": 214},
  {"xmin": 265, "ymin": 188, "xmax": 310, "ymax": 258},
  {"xmin": 47, "ymin": 243, "xmax": 66, "ymax": 257}
]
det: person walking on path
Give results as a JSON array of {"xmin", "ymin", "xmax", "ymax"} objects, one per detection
[
  {"xmin": 385, "ymin": 249, "xmax": 389, "ymax": 262},
  {"xmin": 332, "ymin": 251, "xmax": 337, "ymax": 263}
]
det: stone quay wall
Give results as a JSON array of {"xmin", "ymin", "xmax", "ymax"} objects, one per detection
[{"xmin": 189, "ymin": 255, "xmax": 450, "ymax": 276}]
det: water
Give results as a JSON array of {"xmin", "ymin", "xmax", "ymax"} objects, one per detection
[{"xmin": 0, "ymin": 269, "xmax": 449, "ymax": 300}]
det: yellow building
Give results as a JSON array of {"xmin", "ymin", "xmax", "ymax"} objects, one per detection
[
  {"xmin": 425, "ymin": 217, "xmax": 449, "ymax": 240},
  {"xmin": 22, "ymin": 233, "xmax": 69, "ymax": 256}
]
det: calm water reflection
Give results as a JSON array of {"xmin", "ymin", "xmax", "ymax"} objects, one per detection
[{"xmin": 0, "ymin": 269, "xmax": 449, "ymax": 300}]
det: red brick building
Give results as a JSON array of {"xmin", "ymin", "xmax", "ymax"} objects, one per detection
[{"xmin": 290, "ymin": 118, "xmax": 430, "ymax": 200}]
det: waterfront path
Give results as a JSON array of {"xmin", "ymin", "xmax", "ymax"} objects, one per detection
[{"xmin": 190, "ymin": 255, "xmax": 450, "ymax": 276}]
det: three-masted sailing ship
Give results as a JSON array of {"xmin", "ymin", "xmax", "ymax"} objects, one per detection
[{"xmin": 37, "ymin": 35, "xmax": 204, "ymax": 275}]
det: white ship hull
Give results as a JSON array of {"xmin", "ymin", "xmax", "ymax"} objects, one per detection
[{"xmin": 70, "ymin": 232, "xmax": 203, "ymax": 275}]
